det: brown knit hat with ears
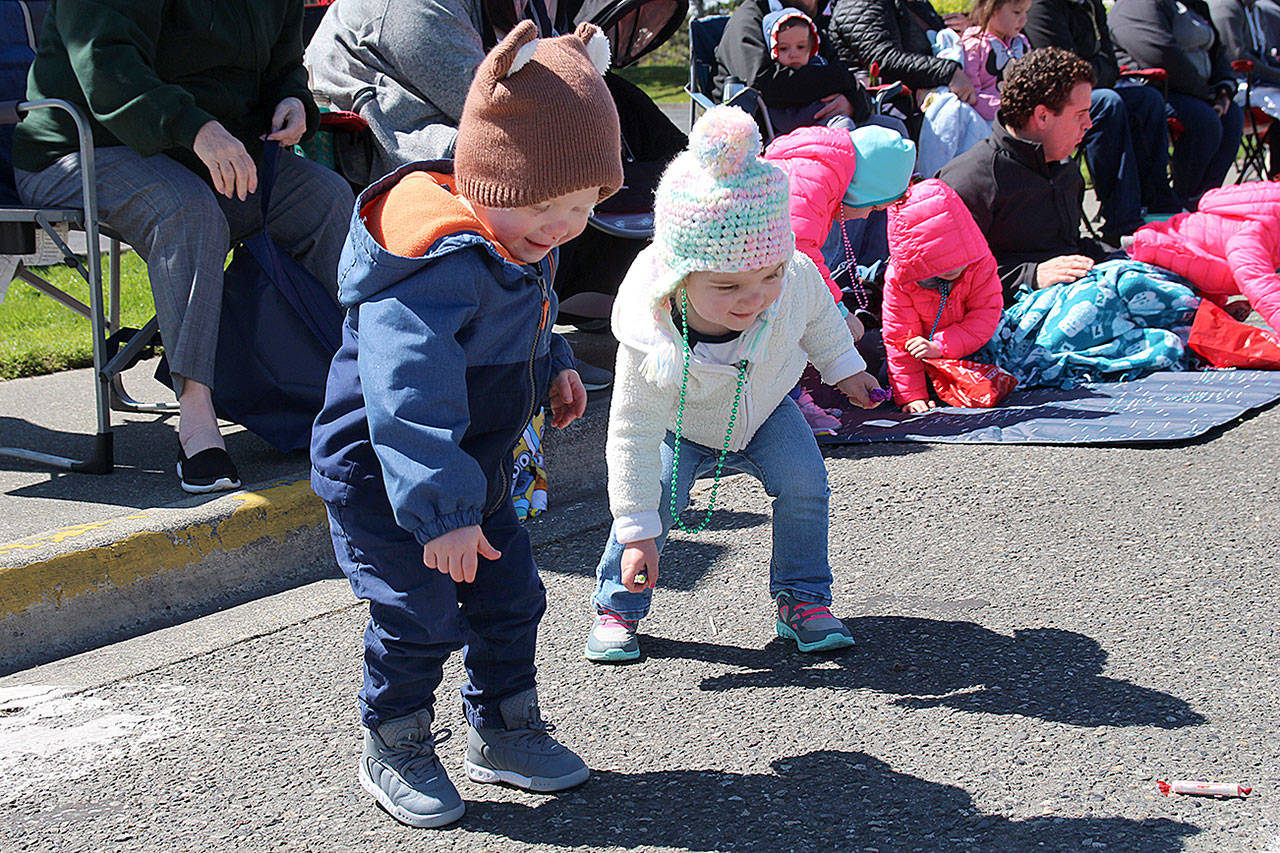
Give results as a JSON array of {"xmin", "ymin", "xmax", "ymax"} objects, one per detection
[{"xmin": 455, "ymin": 20, "xmax": 623, "ymax": 208}]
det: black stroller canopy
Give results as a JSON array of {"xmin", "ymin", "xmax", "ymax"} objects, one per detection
[{"xmin": 575, "ymin": 0, "xmax": 686, "ymax": 68}]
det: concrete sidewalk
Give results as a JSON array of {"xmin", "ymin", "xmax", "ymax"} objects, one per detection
[{"xmin": 0, "ymin": 327, "xmax": 620, "ymax": 673}]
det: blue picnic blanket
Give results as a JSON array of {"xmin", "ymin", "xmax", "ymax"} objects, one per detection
[
  {"xmin": 812, "ymin": 369, "xmax": 1280, "ymax": 445},
  {"xmin": 977, "ymin": 259, "xmax": 1201, "ymax": 389}
]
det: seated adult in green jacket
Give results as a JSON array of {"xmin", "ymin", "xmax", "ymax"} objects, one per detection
[{"xmin": 12, "ymin": 0, "xmax": 354, "ymax": 493}]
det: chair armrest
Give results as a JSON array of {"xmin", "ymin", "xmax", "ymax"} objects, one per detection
[
  {"xmin": 13, "ymin": 98, "xmax": 105, "ymax": 252},
  {"xmin": 1118, "ymin": 65, "xmax": 1168, "ymax": 83},
  {"xmin": 685, "ymin": 86, "xmax": 718, "ymax": 114},
  {"xmin": 318, "ymin": 110, "xmax": 367, "ymax": 132},
  {"xmin": 1, "ymin": 100, "xmax": 20, "ymax": 126},
  {"xmin": 1232, "ymin": 59, "xmax": 1254, "ymax": 74}
]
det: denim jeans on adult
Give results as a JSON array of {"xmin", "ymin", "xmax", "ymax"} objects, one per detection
[
  {"xmin": 1084, "ymin": 87, "xmax": 1159, "ymax": 236},
  {"xmin": 591, "ymin": 397, "xmax": 834, "ymax": 621},
  {"xmin": 1165, "ymin": 92, "xmax": 1245, "ymax": 206},
  {"xmin": 327, "ymin": 492, "xmax": 546, "ymax": 731}
]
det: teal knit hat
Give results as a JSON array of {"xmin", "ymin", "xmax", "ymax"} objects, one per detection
[
  {"xmin": 650, "ymin": 106, "xmax": 793, "ymax": 306},
  {"xmin": 842, "ymin": 125, "xmax": 917, "ymax": 208}
]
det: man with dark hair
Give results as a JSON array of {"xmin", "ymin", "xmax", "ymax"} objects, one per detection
[
  {"xmin": 1026, "ymin": 0, "xmax": 1183, "ymax": 242},
  {"xmin": 939, "ymin": 47, "xmax": 1111, "ymax": 303}
]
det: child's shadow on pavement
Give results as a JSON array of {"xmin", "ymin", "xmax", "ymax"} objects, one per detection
[
  {"xmin": 646, "ymin": 616, "xmax": 1204, "ymax": 728},
  {"xmin": 463, "ymin": 749, "xmax": 1197, "ymax": 851}
]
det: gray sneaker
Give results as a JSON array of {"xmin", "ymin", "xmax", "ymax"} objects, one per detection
[
  {"xmin": 359, "ymin": 709, "xmax": 465, "ymax": 828},
  {"xmin": 775, "ymin": 591, "xmax": 854, "ymax": 653},
  {"xmin": 583, "ymin": 609, "xmax": 640, "ymax": 662},
  {"xmin": 465, "ymin": 688, "xmax": 590, "ymax": 792}
]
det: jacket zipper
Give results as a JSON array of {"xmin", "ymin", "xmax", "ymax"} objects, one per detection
[{"xmin": 483, "ymin": 270, "xmax": 550, "ymax": 518}]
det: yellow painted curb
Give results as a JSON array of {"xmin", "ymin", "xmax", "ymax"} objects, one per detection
[{"xmin": 0, "ymin": 479, "xmax": 325, "ymax": 619}]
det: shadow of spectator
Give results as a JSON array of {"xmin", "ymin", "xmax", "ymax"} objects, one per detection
[
  {"xmin": 461, "ymin": 750, "xmax": 1197, "ymax": 851},
  {"xmin": 647, "ymin": 616, "xmax": 1204, "ymax": 728}
]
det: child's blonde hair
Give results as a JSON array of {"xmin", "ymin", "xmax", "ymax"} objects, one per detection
[{"xmin": 968, "ymin": 0, "xmax": 1021, "ymax": 33}]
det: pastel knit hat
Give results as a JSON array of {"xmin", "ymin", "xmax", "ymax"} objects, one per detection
[
  {"xmin": 842, "ymin": 125, "xmax": 917, "ymax": 208},
  {"xmin": 650, "ymin": 105, "xmax": 793, "ymax": 302},
  {"xmin": 455, "ymin": 20, "xmax": 623, "ymax": 208}
]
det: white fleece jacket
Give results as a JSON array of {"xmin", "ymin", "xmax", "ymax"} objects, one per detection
[{"xmin": 606, "ymin": 246, "xmax": 867, "ymax": 543}]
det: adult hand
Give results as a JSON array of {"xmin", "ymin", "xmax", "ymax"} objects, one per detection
[
  {"xmin": 814, "ymin": 93, "xmax": 856, "ymax": 120},
  {"xmin": 422, "ymin": 525, "xmax": 501, "ymax": 584},
  {"xmin": 621, "ymin": 539, "xmax": 658, "ymax": 591},
  {"xmin": 845, "ymin": 311, "xmax": 866, "ymax": 342},
  {"xmin": 1034, "ymin": 254, "xmax": 1094, "ymax": 289},
  {"xmin": 265, "ymin": 97, "xmax": 308, "ymax": 147},
  {"xmin": 904, "ymin": 335, "xmax": 943, "ymax": 359},
  {"xmin": 903, "ymin": 398, "xmax": 936, "ymax": 414},
  {"xmin": 1212, "ymin": 90, "xmax": 1232, "ymax": 117},
  {"xmin": 949, "ymin": 68, "xmax": 977, "ymax": 105},
  {"xmin": 836, "ymin": 370, "xmax": 883, "ymax": 408},
  {"xmin": 549, "ymin": 368, "xmax": 587, "ymax": 428},
  {"xmin": 193, "ymin": 120, "xmax": 257, "ymax": 200}
]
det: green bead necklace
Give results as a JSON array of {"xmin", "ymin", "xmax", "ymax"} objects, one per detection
[{"xmin": 669, "ymin": 286, "xmax": 748, "ymax": 534}]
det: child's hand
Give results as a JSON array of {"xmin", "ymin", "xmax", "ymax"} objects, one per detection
[
  {"xmin": 621, "ymin": 539, "xmax": 658, "ymax": 592},
  {"xmin": 903, "ymin": 399, "xmax": 936, "ymax": 414},
  {"xmin": 549, "ymin": 368, "xmax": 587, "ymax": 429},
  {"xmin": 845, "ymin": 311, "xmax": 866, "ymax": 342},
  {"xmin": 836, "ymin": 371, "xmax": 884, "ymax": 409},
  {"xmin": 423, "ymin": 525, "xmax": 501, "ymax": 584},
  {"xmin": 905, "ymin": 336, "xmax": 943, "ymax": 360}
]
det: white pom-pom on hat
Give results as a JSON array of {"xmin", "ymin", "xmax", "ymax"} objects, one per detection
[
  {"xmin": 583, "ymin": 26, "xmax": 612, "ymax": 75},
  {"xmin": 688, "ymin": 105, "xmax": 762, "ymax": 178}
]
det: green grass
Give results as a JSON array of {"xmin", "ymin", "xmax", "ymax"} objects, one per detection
[
  {"xmin": 0, "ymin": 251, "xmax": 154, "ymax": 380},
  {"xmin": 616, "ymin": 64, "xmax": 689, "ymax": 103}
]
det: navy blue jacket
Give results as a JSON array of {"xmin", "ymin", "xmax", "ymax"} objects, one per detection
[{"xmin": 311, "ymin": 162, "xmax": 574, "ymax": 543}]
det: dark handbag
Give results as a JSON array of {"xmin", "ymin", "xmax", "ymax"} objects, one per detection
[{"xmin": 158, "ymin": 141, "xmax": 343, "ymax": 452}]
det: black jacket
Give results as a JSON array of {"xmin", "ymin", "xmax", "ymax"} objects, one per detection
[
  {"xmin": 1109, "ymin": 0, "xmax": 1237, "ymax": 100},
  {"xmin": 938, "ymin": 122, "xmax": 1109, "ymax": 303},
  {"xmin": 828, "ymin": 0, "xmax": 959, "ymax": 90},
  {"xmin": 714, "ymin": 0, "xmax": 870, "ymax": 119},
  {"xmin": 1025, "ymin": 0, "xmax": 1121, "ymax": 89}
]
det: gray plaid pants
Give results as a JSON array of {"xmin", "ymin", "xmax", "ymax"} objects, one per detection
[{"xmin": 16, "ymin": 146, "xmax": 353, "ymax": 393}]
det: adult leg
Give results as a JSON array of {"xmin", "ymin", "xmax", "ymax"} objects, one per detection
[
  {"xmin": 1114, "ymin": 84, "xmax": 1181, "ymax": 213},
  {"xmin": 1083, "ymin": 89, "xmax": 1144, "ymax": 239},
  {"xmin": 1166, "ymin": 92, "xmax": 1224, "ymax": 206},
  {"xmin": 1202, "ymin": 101, "xmax": 1245, "ymax": 194},
  {"xmin": 16, "ymin": 148, "xmax": 234, "ymax": 464}
]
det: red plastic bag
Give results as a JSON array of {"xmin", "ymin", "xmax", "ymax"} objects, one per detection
[
  {"xmin": 1187, "ymin": 299, "xmax": 1280, "ymax": 369},
  {"xmin": 922, "ymin": 358, "xmax": 1019, "ymax": 408}
]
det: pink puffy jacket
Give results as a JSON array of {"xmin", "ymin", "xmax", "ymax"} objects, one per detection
[
  {"xmin": 883, "ymin": 179, "xmax": 1004, "ymax": 404},
  {"xmin": 763, "ymin": 126, "xmax": 857, "ymax": 302},
  {"xmin": 1128, "ymin": 182, "xmax": 1280, "ymax": 332}
]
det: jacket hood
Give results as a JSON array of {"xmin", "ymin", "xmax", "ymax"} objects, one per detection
[
  {"xmin": 762, "ymin": 9, "xmax": 821, "ymax": 61},
  {"xmin": 1194, "ymin": 181, "xmax": 1280, "ymax": 219},
  {"xmin": 611, "ymin": 244, "xmax": 787, "ymax": 386},
  {"xmin": 887, "ymin": 178, "xmax": 993, "ymax": 282},
  {"xmin": 763, "ymin": 125, "xmax": 858, "ymax": 207},
  {"xmin": 338, "ymin": 161, "xmax": 529, "ymax": 307}
]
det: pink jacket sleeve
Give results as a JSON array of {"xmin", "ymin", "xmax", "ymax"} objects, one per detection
[
  {"xmin": 882, "ymin": 279, "xmax": 931, "ymax": 404},
  {"xmin": 961, "ymin": 34, "xmax": 1001, "ymax": 122},
  {"xmin": 789, "ymin": 195, "xmax": 843, "ymax": 303},
  {"xmin": 932, "ymin": 254, "xmax": 1003, "ymax": 357},
  {"xmin": 1224, "ymin": 220, "xmax": 1280, "ymax": 331}
]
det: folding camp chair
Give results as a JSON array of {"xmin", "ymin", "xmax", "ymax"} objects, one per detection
[
  {"xmin": 0, "ymin": 0, "xmax": 170, "ymax": 474},
  {"xmin": 1231, "ymin": 60, "xmax": 1275, "ymax": 183}
]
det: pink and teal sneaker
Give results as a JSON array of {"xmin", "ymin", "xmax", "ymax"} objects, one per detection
[{"xmin": 776, "ymin": 591, "xmax": 854, "ymax": 652}]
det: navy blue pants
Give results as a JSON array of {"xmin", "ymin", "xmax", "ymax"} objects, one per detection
[{"xmin": 326, "ymin": 493, "xmax": 546, "ymax": 730}]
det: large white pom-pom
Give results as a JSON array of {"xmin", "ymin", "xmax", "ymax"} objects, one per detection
[
  {"xmin": 689, "ymin": 106, "xmax": 761, "ymax": 178},
  {"xmin": 507, "ymin": 39, "xmax": 539, "ymax": 77},
  {"xmin": 585, "ymin": 28, "xmax": 611, "ymax": 75}
]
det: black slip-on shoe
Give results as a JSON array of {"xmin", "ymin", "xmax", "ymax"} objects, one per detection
[{"xmin": 176, "ymin": 446, "xmax": 241, "ymax": 494}]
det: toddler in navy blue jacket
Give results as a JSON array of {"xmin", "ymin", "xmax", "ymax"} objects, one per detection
[{"xmin": 310, "ymin": 22, "xmax": 623, "ymax": 828}]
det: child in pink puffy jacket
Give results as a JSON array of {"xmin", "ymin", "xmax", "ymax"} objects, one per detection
[
  {"xmin": 960, "ymin": 0, "xmax": 1032, "ymax": 122},
  {"xmin": 1128, "ymin": 181, "xmax": 1280, "ymax": 332},
  {"xmin": 883, "ymin": 179, "xmax": 1004, "ymax": 412}
]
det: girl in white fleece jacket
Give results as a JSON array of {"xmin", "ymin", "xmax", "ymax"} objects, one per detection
[{"xmin": 583, "ymin": 107, "xmax": 884, "ymax": 663}]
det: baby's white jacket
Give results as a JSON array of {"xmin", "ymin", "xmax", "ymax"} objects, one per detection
[{"xmin": 606, "ymin": 246, "xmax": 866, "ymax": 544}]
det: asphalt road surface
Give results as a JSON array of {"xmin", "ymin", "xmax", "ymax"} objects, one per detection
[{"xmin": 2, "ymin": 393, "xmax": 1278, "ymax": 852}]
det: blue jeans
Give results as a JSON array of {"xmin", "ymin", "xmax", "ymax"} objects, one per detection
[
  {"xmin": 1084, "ymin": 86, "xmax": 1179, "ymax": 237},
  {"xmin": 592, "ymin": 397, "xmax": 834, "ymax": 620},
  {"xmin": 1166, "ymin": 92, "xmax": 1245, "ymax": 206},
  {"xmin": 327, "ymin": 493, "xmax": 546, "ymax": 730}
]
